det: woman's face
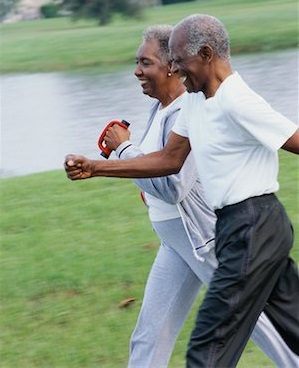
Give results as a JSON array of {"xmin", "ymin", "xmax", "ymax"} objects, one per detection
[{"xmin": 135, "ymin": 39, "xmax": 169, "ymax": 100}]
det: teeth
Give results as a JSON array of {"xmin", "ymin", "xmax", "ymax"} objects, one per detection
[{"xmin": 180, "ymin": 76, "xmax": 187, "ymax": 83}]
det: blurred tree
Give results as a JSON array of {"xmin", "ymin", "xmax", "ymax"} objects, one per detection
[
  {"xmin": 40, "ymin": 2, "xmax": 61, "ymax": 18},
  {"xmin": 0, "ymin": 0, "xmax": 19, "ymax": 18},
  {"xmin": 62, "ymin": 0, "xmax": 144, "ymax": 25}
]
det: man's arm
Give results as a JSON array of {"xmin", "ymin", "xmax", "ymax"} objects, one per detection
[
  {"xmin": 105, "ymin": 117, "xmax": 198, "ymax": 204},
  {"xmin": 281, "ymin": 128, "xmax": 299, "ymax": 154},
  {"xmin": 64, "ymin": 132, "xmax": 191, "ymax": 180}
]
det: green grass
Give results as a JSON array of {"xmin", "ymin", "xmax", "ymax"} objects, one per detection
[
  {"xmin": 0, "ymin": 150, "xmax": 298, "ymax": 367},
  {"xmin": 0, "ymin": 0, "xmax": 298, "ymax": 73}
]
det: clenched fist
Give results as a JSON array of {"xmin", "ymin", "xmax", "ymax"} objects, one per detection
[{"xmin": 64, "ymin": 154, "xmax": 93, "ymax": 180}]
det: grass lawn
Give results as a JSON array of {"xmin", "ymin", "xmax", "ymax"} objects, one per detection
[
  {"xmin": 0, "ymin": 150, "xmax": 298, "ymax": 367},
  {"xmin": 1, "ymin": 0, "xmax": 298, "ymax": 365},
  {"xmin": 0, "ymin": 0, "xmax": 298, "ymax": 73}
]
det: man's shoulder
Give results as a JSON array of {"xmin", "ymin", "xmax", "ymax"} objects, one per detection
[
  {"xmin": 217, "ymin": 72, "xmax": 255, "ymax": 112},
  {"xmin": 220, "ymin": 72, "xmax": 253, "ymax": 98}
]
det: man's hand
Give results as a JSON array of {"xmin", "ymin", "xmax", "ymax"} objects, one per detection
[
  {"xmin": 104, "ymin": 124, "xmax": 131, "ymax": 151},
  {"xmin": 64, "ymin": 154, "xmax": 93, "ymax": 180}
]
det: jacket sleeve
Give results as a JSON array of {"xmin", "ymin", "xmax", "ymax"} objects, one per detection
[{"xmin": 117, "ymin": 109, "xmax": 198, "ymax": 204}]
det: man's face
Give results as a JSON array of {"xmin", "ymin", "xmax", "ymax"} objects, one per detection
[{"xmin": 169, "ymin": 28, "xmax": 208, "ymax": 94}]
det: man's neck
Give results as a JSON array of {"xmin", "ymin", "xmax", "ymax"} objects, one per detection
[{"xmin": 204, "ymin": 60, "xmax": 233, "ymax": 98}]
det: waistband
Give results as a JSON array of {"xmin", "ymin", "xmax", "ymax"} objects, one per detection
[{"xmin": 215, "ymin": 193, "xmax": 276, "ymax": 218}]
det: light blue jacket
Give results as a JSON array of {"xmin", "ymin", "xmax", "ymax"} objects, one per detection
[{"xmin": 115, "ymin": 96, "xmax": 216, "ymax": 258}]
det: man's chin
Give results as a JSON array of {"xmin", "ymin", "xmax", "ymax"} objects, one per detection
[
  {"xmin": 186, "ymin": 85, "xmax": 195, "ymax": 93},
  {"xmin": 183, "ymin": 79, "xmax": 194, "ymax": 93},
  {"xmin": 186, "ymin": 84, "xmax": 201, "ymax": 93}
]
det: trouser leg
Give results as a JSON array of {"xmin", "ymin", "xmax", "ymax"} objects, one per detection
[
  {"xmin": 264, "ymin": 257, "xmax": 299, "ymax": 355},
  {"xmin": 250, "ymin": 310, "xmax": 299, "ymax": 367},
  {"xmin": 186, "ymin": 194, "xmax": 298, "ymax": 368},
  {"xmin": 128, "ymin": 222, "xmax": 202, "ymax": 368},
  {"xmin": 154, "ymin": 218, "xmax": 298, "ymax": 366}
]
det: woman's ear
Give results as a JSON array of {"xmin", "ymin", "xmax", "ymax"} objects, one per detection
[{"xmin": 198, "ymin": 45, "xmax": 213, "ymax": 62}]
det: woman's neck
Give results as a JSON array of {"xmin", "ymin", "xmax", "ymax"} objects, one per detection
[{"xmin": 160, "ymin": 85, "xmax": 185, "ymax": 108}]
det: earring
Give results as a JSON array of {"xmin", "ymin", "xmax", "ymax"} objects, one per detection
[{"xmin": 167, "ymin": 72, "xmax": 172, "ymax": 77}]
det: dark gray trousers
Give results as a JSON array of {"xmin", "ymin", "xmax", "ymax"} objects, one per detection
[{"xmin": 186, "ymin": 194, "xmax": 299, "ymax": 368}]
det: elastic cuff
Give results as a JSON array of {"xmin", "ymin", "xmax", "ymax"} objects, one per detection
[{"xmin": 115, "ymin": 141, "xmax": 132, "ymax": 158}]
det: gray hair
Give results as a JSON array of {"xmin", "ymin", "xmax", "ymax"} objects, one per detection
[
  {"xmin": 174, "ymin": 14, "xmax": 231, "ymax": 60},
  {"xmin": 142, "ymin": 25, "xmax": 173, "ymax": 65}
]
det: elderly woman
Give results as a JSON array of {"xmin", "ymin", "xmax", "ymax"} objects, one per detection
[{"xmin": 103, "ymin": 25, "xmax": 297, "ymax": 368}]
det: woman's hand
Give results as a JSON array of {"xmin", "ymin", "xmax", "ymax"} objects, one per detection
[{"xmin": 104, "ymin": 124, "xmax": 131, "ymax": 150}]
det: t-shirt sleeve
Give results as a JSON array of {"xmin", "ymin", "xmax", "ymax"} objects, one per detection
[
  {"xmin": 172, "ymin": 95, "xmax": 190, "ymax": 138},
  {"xmin": 224, "ymin": 77, "xmax": 298, "ymax": 151}
]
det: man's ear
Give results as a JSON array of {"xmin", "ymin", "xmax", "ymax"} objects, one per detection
[{"xmin": 198, "ymin": 45, "xmax": 213, "ymax": 62}]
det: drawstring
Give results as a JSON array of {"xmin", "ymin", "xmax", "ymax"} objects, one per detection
[{"xmin": 193, "ymin": 249, "xmax": 205, "ymax": 262}]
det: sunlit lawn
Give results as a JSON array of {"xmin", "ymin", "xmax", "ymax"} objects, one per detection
[{"xmin": 0, "ymin": 149, "xmax": 298, "ymax": 367}]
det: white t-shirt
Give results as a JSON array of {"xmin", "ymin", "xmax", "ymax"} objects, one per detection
[
  {"xmin": 139, "ymin": 102, "xmax": 180, "ymax": 222},
  {"xmin": 173, "ymin": 72, "xmax": 298, "ymax": 210}
]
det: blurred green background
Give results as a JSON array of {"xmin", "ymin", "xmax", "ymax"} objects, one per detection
[
  {"xmin": 1, "ymin": 0, "xmax": 297, "ymax": 73},
  {"xmin": 1, "ymin": 0, "xmax": 298, "ymax": 366}
]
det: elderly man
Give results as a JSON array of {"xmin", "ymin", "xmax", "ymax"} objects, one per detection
[{"xmin": 65, "ymin": 14, "xmax": 299, "ymax": 367}]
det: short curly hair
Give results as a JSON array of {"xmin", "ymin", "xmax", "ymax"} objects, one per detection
[
  {"xmin": 173, "ymin": 14, "xmax": 231, "ymax": 60},
  {"xmin": 142, "ymin": 24, "xmax": 174, "ymax": 65}
]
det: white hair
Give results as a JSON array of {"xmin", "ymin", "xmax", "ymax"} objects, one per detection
[
  {"xmin": 174, "ymin": 14, "xmax": 231, "ymax": 60},
  {"xmin": 142, "ymin": 25, "xmax": 173, "ymax": 65}
]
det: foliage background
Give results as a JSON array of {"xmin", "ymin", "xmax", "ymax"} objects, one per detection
[{"xmin": 1, "ymin": 0, "xmax": 297, "ymax": 73}]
